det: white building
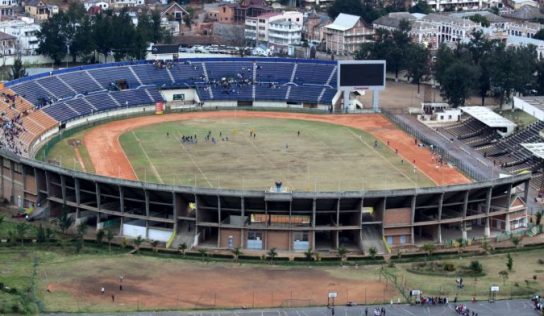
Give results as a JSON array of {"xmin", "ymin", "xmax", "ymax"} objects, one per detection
[
  {"xmin": 245, "ymin": 11, "xmax": 303, "ymax": 52},
  {"xmin": 0, "ymin": 0, "xmax": 17, "ymax": 19},
  {"xmin": 109, "ymin": 0, "xmax": 144, "ymax": 9},
  {"xmin": 0, "ymin": 17, "xmax": 40, "ymax": 56},
  {"xmin": 415, "ymin": 0, "xmax": 501, "ymax": 12},
  {"xmin": 83, "ymin": 0, "xmax": 109, "ymax": 11}
]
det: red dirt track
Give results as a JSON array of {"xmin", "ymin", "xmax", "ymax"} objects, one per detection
[{"xmin": 83, "ymin": 111, "xmax": 469, "ymax": 186}]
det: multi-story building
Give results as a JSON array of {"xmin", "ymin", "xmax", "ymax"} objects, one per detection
[
  {"xmin": 303, "ymin": 11, "xmax": 331, "ymax": 44},
  {"xmin": 108, "ymin": 0, "xmax": 145, "ymax": 9},
  {"xmin": 0, "ymin": 17, "xmax": 40, "ymax": 55},
  {"xmin": 0, "ymin": 0, "xmax": 17, "ymax": 19},
  {"xmin": 414, "ymin": 0, "xmax": 501, "ymax": 12},
  {"xmin": 245, "ymin": 11, "xmax": 303, "ymax": 51},
  {"xmin": 24, "ymin": 0, "xmax": 58, "ymax": 22},
  {"xmin": 324, "ymin": 13, "xmax": 374, "ymax": 55},
  {"xmin": 0, "ymin": 31, "xmax": 16, "ymax": 56}
]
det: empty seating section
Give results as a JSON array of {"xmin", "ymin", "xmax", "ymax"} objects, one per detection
[
  {"xmin": 11, "ymin": 81, "xmax": 52, "ymax": 105},
  {"xmin": 320, "ymin": 89, "xmax": 337, "ymax": 104},
  {"xmin": 42, "ymin": 88, "xmax": 163, "ymax": 123},
  {"xmin": 87, "ymin": 66, "xmax": 140, "ymax": 89},
  {"xmin": 256, "ymin": 62, "xmax": 294, "ymax": 83},
  {"xmin": 131, "ymin": 64, "xmax": 172, "ymax": 86},
  {"xmin": 293, "ymin": 63, "xmax": 335, "ymax": 85},
  {"xmin": 170, "ymin": 62, "xmax": 205, "ymax": 83},
  {"xmin": 209, "ymin": 86, "xmax": 253, "ymax": 101},
  {"xmin": 37, "ymin": 76, "xmax": 74, "ymax": 99},
  {"xmin": 288, "ymin": 86, "xmax": 324, "ymax": 103},
  {"xmin": 59, "ymin": 71, "xmax": 102, "ymax": 93},
  {"xmin": 206, "ymin": 62, "xmax": 253, "ymax": 80},
  {"xmin": 255, "ymin": 85, "xmax": 288, "ymax": 101}
]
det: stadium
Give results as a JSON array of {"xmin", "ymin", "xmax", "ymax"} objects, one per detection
[{"xmin": 0, "ymin": 57, "xmax": 532, "ymax": 254}]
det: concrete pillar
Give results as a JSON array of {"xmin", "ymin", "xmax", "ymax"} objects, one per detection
[
  {"xmin": 75, "ymin": 178, "xmax": 80, "ymax": 220},
  {"xmin": 311, "ymin": 198, "xmax": 316, "ymax": 251},
  {"xmin": 9, "ymin": 160, "xmax": 14, "ymax": 204},
  {"xmin": 0, "ymin": 156, "xmax": 3, "ymax": 200},
  {"xmin": 372, "ymin": 91, "xmax": 380, "ymax": 112},
  {"xmin": 437, "ymin": 225, "xmax": 442, "ymax": 244},
  {"xmin": 217, "ymin": 196, "xmax": 221, "ymax": 248},
  {"xmin": 60, "ymin": 175, "xmax": 66, "ymax": 206},
  {"xmin": 484, "ymin": 217, "xmax": 491, "ymax": 237},
  {"xmin": 241, "ymin": 197, "xmax": 245, "ymax": 249},
  {"xmin": 172, "ymin": 192, "xmax": 178, "ymax": 233},
  {"xmin": 410, "ymin": 195, "xmax": 416, "ymax": 244}
]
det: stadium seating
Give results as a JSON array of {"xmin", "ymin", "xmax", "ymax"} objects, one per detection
[{"xmin": 1, "ymin": 58, "xmax": 339, "ymax": 156}]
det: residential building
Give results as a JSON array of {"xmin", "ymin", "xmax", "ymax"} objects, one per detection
[
  {"xmin": 24, "ymin": 0, "xmax": 58, "ymax": 22},
  {"xmin": 83, "ymin": 0, "xmax": 109, "ymax": 11},
  {"xmin": 303, "ymin": 11, "xmax": 330, "ymax": 44},
  {"xmin": 234, "ymin": 0, "xmax": 272, "ymax": 23},
  {"xmin": 108, "ymin": 0, "xmax": 144, "ymax": 9},
  {"xmin": 0, "ymin": 17, "xmax": 40, "ymax": 55},
  {"xmin": 161, "ymin": 2, "xmax": 189, "ymax": 22},
  {"xmin": 0, "ymin": 31, "xmax": 16, "ymax": 56},
  {"xmin": 245, "ymin": 11, "xmax": 303, "ymax": 51},
  {"xmin": 505, "ymin": 0, "xmax": 538, "ymax": 9},
  {"xmin": 414, "ymin": 0, "xmax": 501, "ymax": 12},
  {"xmin": 502, "ymin": 5, "xmax": 544, "ymax": 21},
  {"xmin": 324, "ymin": 13, "xmax": 373, "ymax": 55},
  {"xmin": 0, "ymin": 0, "xmax": 17, "ymax": 19}
]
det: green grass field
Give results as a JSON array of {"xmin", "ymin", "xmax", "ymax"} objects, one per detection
[
  {"xmin": 39, "ymin": 129, "xmax": 95, "ymax": 173},
  {"xmin": 118, "ymin": 117, "xmax": 434, "ymax": 191}
]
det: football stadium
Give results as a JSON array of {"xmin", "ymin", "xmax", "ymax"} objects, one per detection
[{"xmin": 0, "ymin": 57, "xmax": 532, "ymax": 254}]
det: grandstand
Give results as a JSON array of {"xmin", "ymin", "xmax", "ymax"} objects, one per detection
[{"xmin": 0, "ymin": 58, "xmax": 340, "ymax": 157}]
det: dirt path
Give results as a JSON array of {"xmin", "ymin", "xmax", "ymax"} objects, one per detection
[{"xmin": 82, "ymin": 111, "xmax": 470, "ymax": 186}]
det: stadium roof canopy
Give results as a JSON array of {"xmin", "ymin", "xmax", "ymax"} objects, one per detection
[
  {"xmin": 513, "ymin": 96, "xmax": 544, "ymax": 121},
  {"xmin": 460, "ymin": 106, "xmax": 517, "ymax": 128},
  {"xmin": 521, "ymin": 143, "xmax": 544, "ymax": 159}
]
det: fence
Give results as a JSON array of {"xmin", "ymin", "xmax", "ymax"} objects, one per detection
[{"xmin": 381, "ymin": 109, "xmax": 487, "ymax": 182}]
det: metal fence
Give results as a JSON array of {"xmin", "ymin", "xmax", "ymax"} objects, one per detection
[{"xmin": 381, "ymin": 109, "xmax": 487, "ymax": 182}]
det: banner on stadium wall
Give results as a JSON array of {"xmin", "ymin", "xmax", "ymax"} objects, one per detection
[{"xmin": 155, "ymin": 101, "xmax": 164, "ymax": 115}]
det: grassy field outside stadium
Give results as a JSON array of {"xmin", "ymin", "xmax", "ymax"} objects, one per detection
[{"xmin": 117, "ymin": 117, "xmax": 435, "ymax": 191}]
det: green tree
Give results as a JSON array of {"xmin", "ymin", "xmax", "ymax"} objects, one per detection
[
  {"xmin": 178, "ymin": 242, "xmax": 188, "ymax": 255},
  {"xmin": 150, "ymin": 240, "xmax": 159, "ymax": 253},
  {"xmin": 105, "ymin": 229, "xmax": 114, "ymax": 252},
  {"xmin": 267, "ymin": 247, "xmax": 278, "ymax": 262},
  {"xmin": 404, "ymin": 43, "xmax": 431, "ymax": 93},
  {"xmin": 409, "ymin": 0, "xmax": 432, "ymax": 14},
  {"xmin": 304, "ymin": 248, "xmax": 314, "ymax": 261},
  {"xmin": 337, "ymin": 246, "xmax": 348, "ymax": 261},
  {"xmin": 93, "ymin": 12, "xmax": 114, "ymax": 62},
  {"xmin": 37, "ymin": 12, "xmax": 68, "ymax": 65},
  {"xmin": 232, "ymin": 246, "xmax": 242, "ymax": 262},
  {"xmin": 328, "ymin": 0, "xmax": 363, "ymax": 19},
  {"xmin": 534, "ymin": 28, "xmax": 544, "ymax": 40},
  {"xmin": 71, "ymin": 16, "xmax": 96, "ymax": 63},
  {"xmin": 96, "ymin": 229, "xmax": 105, "ymax": 245},
  {"xmin": 506, "ymin": 253, "xmax": 513, "ymax": 271},
  {"xmin": 9, "ymin": 55, "xmax": 27, "ymax": 80},
  {"xmin": 439, "ymin": 60, "xmax": 478, "ymax": 107},
  {"xmin": 133, "ymin": 235, "xmax": 144, "ymax": 253},
  {"xmin": 511, "ymin": 236, "xmax": 521, "ymax": 248},
  {"xmin": 368, "ymin": 247, "xmax": 377, "ymax": 259},
  {"xmin": 499, "ymin": 270, "xmax": 509, "ymax": 284},
  {"xmin": 58, "ymin": 208, "xmax": 73, "ymax": 234},
  {"xmin": 468, "ymin": 14, "xmax": 490, "ymax": 27},
  {"xmin": 198, "ymin": 248, "xmax": 208, "ymax": 261},
  {"xmin": 15, "ymin": 223, "xmax": 29, "ymax": 247},
  {"xmin": 183, "ymin": 7, "xmax": 194, "ymax": 29},
  {"xmin": 469, "ymin": 260, "xmax": 483, "ymax": 273},
  {"xmin": 422, "ymin": 243, "xmax": 435, "ymax": 257}
]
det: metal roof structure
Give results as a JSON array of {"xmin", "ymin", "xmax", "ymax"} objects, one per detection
[
  {"xmin": 521, "ymin": 143, "xmax": 544, "ymax": 159},
  {"xmin": 460, "ymin": 106, "xmax": 517, "ymax": 128}
]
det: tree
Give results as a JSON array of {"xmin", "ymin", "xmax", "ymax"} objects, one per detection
[
  {"xmin": 506, "ymin": 253, "xmax": 513, "ymax": 271},
  {"xmin": 456, "ymin": 238, "xmax": 466, "ymax": 253},
  {"xmin": 133, "ymin": 235, "xmax": 143, "ymax": 253},
  {"xmin": 96, "ymin": 229, "xmax": 105, "ymax": 245},
  {"xmin": 183, "ymin": 8, "xmax": 194, "ymax": 29},
  {"xmin": 36, "ymin": 12, "xmax": 69, "ymax": 65},
  {"xmin": 76, "ymin": 223, "xmax": 87, "ymax": 251},
  {"xmin": 150, "ymin": 240, "xmax": 159, "ymax": 253},
  {"xmin": 36, "ymin": 224, "xmax": 53, "ymax": 244},
  {"xmin": 368, "ymin": 247, "xmax": 377, "ymax": 259},
  {"xmin": 337, "ymin": 246, "xmax": 348, "ymax": 261},
  {"xmin": 511, "ymin": 236, "xmax": 521, "ymax": 248},
  {"xmin": 469, "ymin": 260, "xmax": 483, "ymax": 274},
  {"xmin": 232, "ymin": 247, "xmax": 242, "ymax": 262},
  {"xmin": 438, "ymin": 60, "xmax": 478, "ymax": 107},
  {"xmin": 9, "ymin": 56, "xmax": 27, "ymax": 80},
  {"xmin": 71, "ymin": 16, "xmax": 96, "ymax": 63},
  {"xmin": 536, "ymin": 211, "xmax": 543, "ymax": 227},
  {"xmin": 327, "ymin": 0, "xmax": 364, "ymax": 20},
  {"xmin": 267, "ymin": 248, "xmax": 278, "ymax": 263},
  {"xmin": 534, "ymin": 29, "xmax": 544, "ymax": 40},
  {"xmin": 498, "ymin": 270, "xmax": 509, "ymax": 284},
  {"xmin": 15, "ymin": 223, "xmax": 29, "ymax": 247},
  {"xmin": 0, "ymin": 215, "xmax": 4, "ymax": 228},
  {"xmin": 178, "ymin": 242, "xmax": 188, "ymax": 255},
  {"xmin": 422, "ymin": 243, "xmax": 435, "ymax": 257},
  {"xmin": 304, "ymin": 248, "xmax": 314, "ymax": 261},
  {"xmin": 198, "ymin": 248, "xmax": 208, "ymax": 261},
  {"xmin": 105, "ymin": 229, "xmax": 114, "ymax": 252},
  {"xmin": 58, "ymin": 208, "xmax": 73, "ymax": 234},
  {"xmin": 409, "ymin": 0, "xmax": 432, "ymax": 14},
  {"xmin": 405, "ymin": 43, "xmax": 431, "ymax": 93},
  {"xmin": 468, "ymin": 14, "xmax": 490, "ymax": 27}
]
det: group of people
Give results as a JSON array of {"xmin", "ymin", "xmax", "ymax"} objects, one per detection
[
  {"xmin": 153, "ymin": 60, "xmax": 174, "ymax": 70},
  {"xmin": 178, "ymin": 130, "xmax": 231, "ymax": 146},
  {"xmin": 454, "ymin": 304, "xmax": 478, "ymax": 316},
  {"xmin": 0, "ymin": 94, "xmax": 29, "ymax": 155},
  {"xmin": 418, "ymin": 296, "xmax": 448, "ymax": 305}
]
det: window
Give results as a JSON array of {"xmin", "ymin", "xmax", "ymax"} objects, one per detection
[
  {"xmin": 248, "ymin": 231, "xmax": 263, "ymax": 240},
  {"xmin": 386, "ymin": 236, "xmax": 393, "ymax": 245},
  {"xmin": 173, "ymin": 93, "xmax": 184, "ymax": 101},
  {"xmin": 400, "ymin": 236, "xmax": 406, "ymax": 244}
]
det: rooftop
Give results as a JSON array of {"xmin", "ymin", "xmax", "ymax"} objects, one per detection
[
  {"xmin": 460, "ymin": 106, "xmax": 517, "ymax": 128},
  {"xmin": 325, "ymin": 13, "xmax": 360, "ymax": 31},
  {"xmin": 521, "ymin": 143, "xmax": 544, "ymax": 159}
]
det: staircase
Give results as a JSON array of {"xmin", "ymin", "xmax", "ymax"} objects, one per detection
[
  {"xmin": 145, "ymin": 89, "xmax": 156, "ymax": 102},
  {"xmin": 166, "ymin": 67, "xmax": 175, "ymax": 84},
  {"xmin": 361, "ymin": 225, "xmax": 387, "ymax": 255},
  {"xmin": 201, "ymin": 63, "xmax": 214, "ymax": 98},
  {"xmin": 317, "ymin": 87, "xmax": 326, "ymax": 103},
  {"xmin": 325, "ymin": 65, "xmax": 337, "ymax": 86},
  {"xmin": 289, "ymin": 64, "xmax": 298, "ymax": 83},
  {"xmin": 171, "ymin": 221, "xmax": 196, "ymax": 249},
  {"xmin": 285, "ymin": 86, "xmax": 292, "ymax": 99},
  {"xmin": 129, "ymin": 66, "xmax": 143, "ymax": 86}
]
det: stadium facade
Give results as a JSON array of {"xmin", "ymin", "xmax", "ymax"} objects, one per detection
[{"xmin": 0, "ymin": 58, "xmax": 531, "ymax": 253}]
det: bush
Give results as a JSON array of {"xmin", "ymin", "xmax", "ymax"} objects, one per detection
[
  {"xmin": 469, "ymin": 260, "xmax": 483, "ymax": 274},
  {"xmin": 538, "ymin": 258, "xmax": 544, "ymax": 265},
  {"xmin": 444, "ymin": 262, "xmax": 456, "ymax": 272}
]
